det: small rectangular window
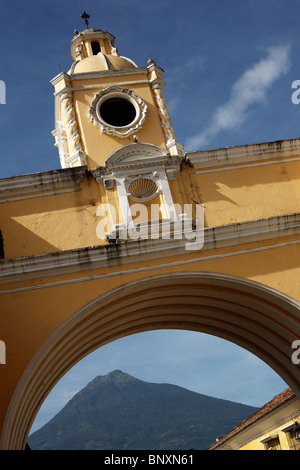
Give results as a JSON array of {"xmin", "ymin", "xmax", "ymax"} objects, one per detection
[
  {"xmin": 264, "ymin": 437, "xmax": 281, "ymax": 450},
  {"xmin": 91, "ymin": 41, "xmax": 101, "ymax": 55}
]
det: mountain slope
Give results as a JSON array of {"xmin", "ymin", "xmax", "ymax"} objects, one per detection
[{"xmin": 28, "ymin": 370, "xmax": 257, "ymax": 450}]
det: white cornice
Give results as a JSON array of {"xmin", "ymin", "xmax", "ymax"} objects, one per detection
[
  {"xmin": 51, "ymin": 68, "xmax": 148, "ymax": 88},
  {"xmin": 50, "ymin": 72, "xmax": 71, "ymax": 86},
  {"xmin": 0, "ymin": 166, "xmax": 87, "ymax": 199},
  {"xmin": 71, "ymin": 67, "xmax": 147, "ymax": 82},
  {"xmin": 1, "ymin": 212, "xmax": 299, "ymax": 286},
  {"xmin": 53, "ymin": 81, "xmax": 151, "ymax": 101},
  {"xmin": 91, "ymin": 157, "xmax": 183, "ymax": 181},
  {"xmin": 146, "ymin": 59, "xmax": 164, "ymax": 76},
  {"xmin": 187, "ymin": 138, "xmax": 300, "ymax": 173}
]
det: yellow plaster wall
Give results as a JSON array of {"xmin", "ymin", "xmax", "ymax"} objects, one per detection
[
  {"xmin": 1, "ymin": 157, "xmax": 300, "ymax": 259},
  {"xmin": 178, "ymin": 160, "xmax": 300, "ymax": 227},
  {"xmin": 0, "ymin": 233, "xmax": 299, "ymax": 444},
  {"xmin": 0, "ymin": 173, "xmax": 106, "ymax": 259}
]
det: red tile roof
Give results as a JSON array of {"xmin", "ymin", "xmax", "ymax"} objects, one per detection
[{"xmin": 208, "ymin": 387, "xmax": 295, "ymax": 450}]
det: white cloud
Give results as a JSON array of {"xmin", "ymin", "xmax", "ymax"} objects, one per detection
[
  {"xmin": 185, "ymin": 44, "xmax": 291, "ymax": 150},
  {"xmin": 168, "ymin": 54, "xmax": 207, "ymax": 81}
]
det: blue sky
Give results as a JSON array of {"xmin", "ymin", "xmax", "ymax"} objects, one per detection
[
  {"xmin": 0, "ymin": 0, "xmax": 297, "ymax": 434},
  {"xmin": 1, "ymin": 0, "xmax": 300, "ymax": 180}
]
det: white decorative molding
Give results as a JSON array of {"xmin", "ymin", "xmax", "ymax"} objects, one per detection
[
  {"xmin": 187, "ymin": 138, "xmax": 300, "ymax": 173},
  {"xmin": 50, "ymin": 71, "xmax": 70, "ymax": 87},
  {"xmin": 105, "ymin": 142, "xmax": 182, "ymax": 170},
  {"xmin": 156, "ymin": 169, "xmax": 178, "ymax": 221},
  {"xmin": 0, "ymin": 167, "xmax": 87, "ymax": 200},
  {"xmin": 126, "ymin": 175, "xmax": 160, "ymax": 202},
  {"xmin": 88, "ymin": 85, "xmax": 147, "ymax": 138},
  {"xmin": 119, "ymin": 56, "xmax": 138, "ymax": 68},
  {"xmin": 105, "ymin": 142, "xmax": 168, "ymax": 165},
  {"xmin": 107, "ymin": 37, "xmax": 117, "ymax": 55},
  {"xmin": 68, "ymin": 60, "xmax": 80, "ymax": 75},
  {"xmin": 0, "ymin": 188, "xmax": 82, "ymax": 204},
  {"xmin": 66, "ymin": 150, "xmax": 88, "ymax": 168},
  {"xmin": 114, "ymin": 174, "xmax": 133, "ymax": 227},
  {"xmin": 59, "ymin": 90, "xmax": 85, "ymax": 168},
  {"xmin": 166, "ymin": 138, "xmax": 184, "ymax": 156},
  {"xmin": 54, "ymin": 80, "xmax": 150, "ymax": 95},
  {"xmin": 147, "ymin": 59, "xmax": 165, "ymax": 78},
  {"xmin": 75, "ymin": 43, "xmax": 84, "ymax": 60},
  {"xmin": 166, "ymin": 168, "xmax": 177, "ymax": 180},
  {"xmin": 52, "ymin": 121, "xmax": 69, "ymax": 169},
  {"xmin": 91, "ymin": 143, "xmax": 183, "ymax": 229},
  {"xmin": 149, "ymin": 70, "xmax": 184, "ymax": 155},
  {"xmin": 103, "ymin": 178, "xmax": 114, "ymax": 189},
  {"xmin": 97, "ymin": 143, "xmax": 183, "ymax": 178},
  {"xmin": 1, "ymin": 212, "xmax": 300, "ymax": 289},
  {"xmin": 67, "ymin": 67, "xmax": 148, "ymax": 81},
  {"xmin": 97, "ymin": 52, "xmax": 109, "ymax": 70}
]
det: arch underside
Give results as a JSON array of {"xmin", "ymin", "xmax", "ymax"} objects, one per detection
[{"xmin": 1, "ymin": 272, "xmax": 300, "ymax": 449}]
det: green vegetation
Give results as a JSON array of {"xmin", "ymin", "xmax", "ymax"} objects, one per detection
[{"xmin": 28, "ymin": 370, "xmax": 257, "ymax": 450}]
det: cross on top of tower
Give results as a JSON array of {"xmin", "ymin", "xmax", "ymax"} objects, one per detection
[{"xmin": 81, "ymin": 11, "xmax": 91, "ymax": 28}]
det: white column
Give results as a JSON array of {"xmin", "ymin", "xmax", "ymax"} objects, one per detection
[
  {"xmin": 157, "ymin": 170, "xmax": 178, "ymax": 221},
  {"xmin": 114, "ymin": 175, "xmax": 133, "ymax": 228}
]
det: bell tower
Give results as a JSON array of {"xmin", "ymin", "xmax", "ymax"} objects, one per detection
[
  {"xmin": 50, "ymin": 17, "xmax": 188, "ymax": 240},
  {"xmin": 51, "ymin": 22, "xmax": 183, "ymax": 170}
]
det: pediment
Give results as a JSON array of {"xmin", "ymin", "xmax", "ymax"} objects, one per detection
[{"xmin": 105, "ymin": 143, "xmax": 169, "ymax": 169}]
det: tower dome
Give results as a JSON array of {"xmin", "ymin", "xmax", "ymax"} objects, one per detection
[{"xmin": 68, "ymin": 28, "xmax": 138, "ymax": 74}]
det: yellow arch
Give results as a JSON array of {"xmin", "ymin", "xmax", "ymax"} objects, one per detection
[{"xmin": 1, "ymin": 272, "xmax": 300, "ymax": 449}]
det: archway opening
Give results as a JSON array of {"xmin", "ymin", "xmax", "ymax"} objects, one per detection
[
  {"xmin": 27, "ymin": 329, "xmax": 288, "ymax": 449},
  {"xmin": 1, "ymin": 272, "xmax": 300, "ymax": 449}
]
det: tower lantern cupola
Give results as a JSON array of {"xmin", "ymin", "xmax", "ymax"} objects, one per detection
[
  {"xmin": 71, "ymin": 29, "xmax": 117, "ymax": 59},
  {"xmin": 70, "ymin": 28, "xmax": 139, "ymax": 71}
]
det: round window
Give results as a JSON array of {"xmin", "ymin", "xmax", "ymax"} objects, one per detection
[
  {"xmin": 99, "ymin": 97, "xmax": 137, "ymax": 128},
  {"xmin": 89, "ymin": 86, "xmax": 147, "ymax": 138}
]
